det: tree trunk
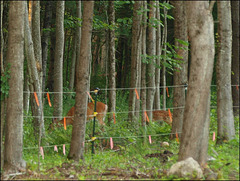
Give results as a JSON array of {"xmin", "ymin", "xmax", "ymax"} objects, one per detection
[
  {"xmin": 74, "ymin": 0, "xmax": 82, "ymax": 90},
  {"xmin": 162, "ymin": 1, "xmax": 168, "ymax": 110},
  {"xmin": 146, "ymin": 0, "xmax": 156, "ymax": 120},
  {"xmin": 24, "ymin": 1, "xmax": 44, "ymax": 138},
  {"xmin": 32, "ymin": 1, "xmax": 44, "ymax": 134},
  {"xmin": 42, "ymin": 1, "xmax": 53, "ymax": 92},
  {"xmin": 216, "ymin": 1, "xmax": 235, "ymax": 143},
  {"xmin": 154, "ymin": 0, "xmax": 161, "ymax": 110},
  {"xmin": 69, "ymin": 31, "xmax": 77, "ymax": 90},
  {"xmin": 171, "ymin": 1, "xmax": 188, "ymax": 139},
  {"xmin": 231, "ymin": 1, "xmax": 239, "ymax": 117},
  {"xmin": 178, "ymin": 1, "xmax": 215, "ymax": 166},
  {"xmin": 4, "ymin": 1, "xmax": 26, "ymax": 172},
  {"xmin": 108, "ymin": 1, "xmax": 116, "ymax": 123},
  {"xmin": 53, "ymin": 1, "xmax": 65, "ymax": 118},
  {"xmin": 128, "ymin": 1, "xmax": 142, "ymax": 121},
  {"xmin": 141, "ymin": 1, "xmax": 147, "ymax": 125},
  {"xmin": 68, "ymin": 1, "xmax": 94, "ymax": 161}
]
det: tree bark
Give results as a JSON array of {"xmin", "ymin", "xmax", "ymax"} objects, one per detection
[
  {"xmin": 4, "ymin": 1, "xmax": 26, "ymax": 172},
  {"xmin": 178, "ymin": 1, "xmax": 215, "ymax": 166},
  {"xmin": 24, "ymin": 1, "xmax": 44, "ymax": 138},
  {"xmin": 53, "ymin": 1, "xmax": 65, "ymax": 118},
  {"xmin": 68, "ymin": 1, "xmax": 94, "ymax": 161},
  {"xmin": 154, "ymin": 0, "xmax": 161, "ymax": 110},
  {"xmin": 108, "ymin": 1, "xmax": 116, "ymax": 123},
  {"xmin": 146, "ymin": 0, "xmax": 156, "ymax": 120},
  {"xmin": 128, "ymin": 1, "xmax": 142, "ymax": 121},
  {"xmin": 42, "ymin": 1, "xmax": 53, "ymax": 92},
  {"xmin": 141, "ymin": 1, "xmax": 147, "ymax": 125},
  {"xmin": 171, "ymin": 1, "xmax": 188, "ymax": 139},
  {"xmin": 162, "ymin": 1, "xmax": 168, "ymax": 110},
  {"xmin": 231, "ymin": 1, "xmax": 239, "ymax": 117},
  {"xmin": 216, "ymin": 1, "xmax": 235, "ymax": 143}
]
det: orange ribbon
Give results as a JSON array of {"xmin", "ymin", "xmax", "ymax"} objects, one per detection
[
  {"xmin": 47, "ymin": 92, "xmax": 52, "ymax": 107},
  {"xmin": 144, "ymin": 111, "xmax": 150, "ymax": 122},
  {"xmin": 135, "ymin": 88, "xmax": 140, "ymax": 100},
  {"xmin": 34, "ymin": 92, "xmax": 39, "ymax": 106},
  {"xmin": 168, "ymin": 108, "xmax": 172, "ymax": 123},
  {"xmin": 166, "ymin": 87, "xmax": 169, "ymax": 97},
  {"xmin": 64, "ymin": 117, "xmax": 66, "ymax": 130},
  {"xmin": 113, "ymin": 113, "xmax": 116, "ymax": 124}
]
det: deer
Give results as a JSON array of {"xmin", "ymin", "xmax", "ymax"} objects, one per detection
[
  {"xmin": 152, "ymin": 110, "xmax": 172, "ymax": 126},
  {"xmin": 50, "ymin": 101, "xmax": 108, "ymax": 129}
]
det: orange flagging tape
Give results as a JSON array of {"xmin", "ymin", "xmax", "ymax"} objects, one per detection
[
  {"xmin": 236, "ymin": 85, "xmax": 239, "ymax": 91},
  {"xmin": 166, "ymin": 87, "xmax": 169, "ymax": 97},
  {"xmin": 213, "ymin": 132, "xmax": 215, "ymax": 141},
  {"xmin": 87, "ymin": 91, "xmax": 94, "ymax": 102},
  {"xmin": 135, "ymin": 88, "xmax": 140, "ymax": 100},
  {"xmin": 64, "ymin": 117, "xmax": 66, "ymax": 130},
  {"xmin": 176, "ymin": 133, "xmax": 179, "ymax": 143},
  {"xmin": 168, "ymin": 108, "xmax": 172, "ymax": 122},
  {"xmin": 113, "ymin": 113, "xmax": 116, "ymax": 124},
  {"xmin": 34, "ymin": 92, "xmax": 39, "ymax": 106},
  {"xmin": 144, "ymin": 111, "xmax": 150, "ymax": 122},
  {"xmin": 47, "ymin": 92, "xmax": 52, "ymax": 107},
  {"xmin": 110, "ymin": 137, "xmax": 113, "ymax": 149}
]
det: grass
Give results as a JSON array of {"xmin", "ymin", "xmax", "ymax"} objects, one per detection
[{"xmin": 16, "ymin": 90, "xmax": 239, "ymax": 180}]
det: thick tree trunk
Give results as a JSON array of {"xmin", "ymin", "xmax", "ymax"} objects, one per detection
[
  {"xmin": 128, "ymin": 1, "xmax": 142, "ymax": 121},
  {"xmin": 178, "ymin": 1, "xmax": 215, "ymax": 166},
  {"xmin": 108, "ymin": 1, "xmax": 116, "ymax": 123},
  {"xmin": 146, "ymin": 0, "xmax": 156, "ymax": 120},
  {"xmin": 42, "ymin": 1, "xmax": 53, "ymax": 92},
  {"xmin": 154, "ymin": 0, "xmax": 161, "ymax": 110},
  {"xmin": 68, "ymin": 1, "xmax": 94, "ymax": 161},
  {"xmin": 171, "ymin": 1, "xmax": 188, "ymax": 139},
  {"xmin": 216, "ymin": 1, "xmax": 235, "ymax": 143},
  {"xmin": 53, "ymin": 1, "xmax": 65, "ymax": 118},
  {"xmin": 141, "ymin": 1, "xmax": 147, "ymax": 125},
  {"xmin": 231, "ymin": 1, "xmax": 239, "ymax": 117},
  {"xmin": 4, "ymin": 1, "xmax": 26, "ymax": 172}
]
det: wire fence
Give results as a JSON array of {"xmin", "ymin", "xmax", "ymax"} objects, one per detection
[{"xmin": 22, "ymin": 84, "xmax": 239, "ymax": 151}]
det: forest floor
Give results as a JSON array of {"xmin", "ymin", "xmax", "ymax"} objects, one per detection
[{"xmin": 3, "ymin": 141, "xmax": 239, "ymax": 180}]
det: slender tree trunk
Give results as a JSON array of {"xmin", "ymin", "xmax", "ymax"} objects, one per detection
[
  {"xmin": 141, "ymin": 1, "xmax": 147, "ymax": 125},
  {"xmin": 128, "ymin": 1, "xmax": 142, "ymax": 121},
  {"xmin": 231, "ymin": 1, "xmax": 239, "ymax": 117},
  {"xmin": 69, "ymin": 31, "xmax": 77, "ymax": 90},
  {"xmin": 162, "ymin": 1, "xmax": 168, "ymax": 110},
  {"xmin": 68, "ymin": 1, "xmax": 94, "ymax": 161},
  {"xmin": 154, "ymin": 0, "xmax": 161, "ymax": 110},
  {"xmin": 171, "ymin": 1, "xmax": 188, "ymax": 139},
  {"xmin": 74, "ymin": 0, "xmax": 82, "ymax": 90},
  {"xmin": 32, "ymin": 1, "xmax": 44, "ymax": 134},
  {"xmin": 23, "ymin": 68, "xmax": 30, "ymax": 113},
  {"xmin": 4, "ymin": 1, "xmax": 26, "ymax": 172},
  {"xmin": 24, "ymin": 2, "xmax": 43, "ymax": 138},
  {"xmin": 42, "ymin": 1, "xmax": 53, "ymax": 92},
  {"xmin": 108, "ymin": 1, "xmax": 116, "ymax": 123},
  {"xmin": 146, "ymin": 0, "xmax": 156, "ymax": 120},
  {"xmin": 53, "ymin": 1, "xmax": 65, "ymax": 118},
  {"xmin": 178, "ymin": 1, "xmax": 215, "ymax": 166},
  {"xmin": 216, "ymin": 1, "xmax": 235, "ymax": 143}
]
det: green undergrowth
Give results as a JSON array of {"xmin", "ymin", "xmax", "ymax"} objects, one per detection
[{"xmin": 21, "ymin": 89, "xmax": 239, "ymax": 180}]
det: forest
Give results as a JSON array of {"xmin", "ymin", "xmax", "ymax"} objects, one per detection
[{"xmin": 0, "ymin": 1, "xmax": 239, "ymax": 180}]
